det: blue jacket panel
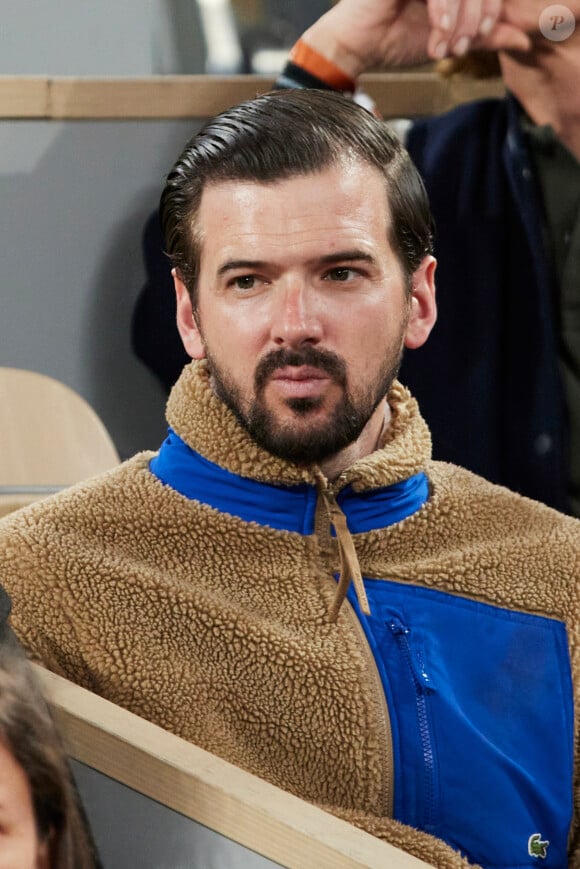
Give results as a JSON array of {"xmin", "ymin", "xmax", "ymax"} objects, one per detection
[{"xmin": 348, "ymin": 579, "xmax": 573, "ymax": 868}]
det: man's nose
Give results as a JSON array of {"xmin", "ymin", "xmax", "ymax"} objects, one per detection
[{"xmin": 270, "ymin": 282, "xmax": 324, "ymax": 347}]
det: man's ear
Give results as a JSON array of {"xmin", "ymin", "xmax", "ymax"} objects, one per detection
[
  {"xmin": 404, "ymin": 256, "xmax": 437, "ymax": 350},
  {"xmin": 173, "ymin": 269, "xmax": 206, "ymax": 360}
]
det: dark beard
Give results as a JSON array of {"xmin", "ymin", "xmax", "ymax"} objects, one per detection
[{"xmin": 206, "ymin": 344, "xmax": 403, "ymax": 465}]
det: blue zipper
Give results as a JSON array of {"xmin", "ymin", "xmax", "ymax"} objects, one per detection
[{"xmin": 388, "ymin": 616, "xmax": 437, "ymax": 831}]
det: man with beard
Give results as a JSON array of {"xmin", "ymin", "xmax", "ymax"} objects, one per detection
[
  {"xmin": 134, "ymin": 0, "xmax": 580, "ymax": 518},
  {"xmin": 1, "ymin": 90, "xmax": 578, "ymax": 869}
]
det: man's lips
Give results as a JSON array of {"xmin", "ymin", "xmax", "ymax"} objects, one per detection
[
  {"xmin": 269, "ymin": 366, "xmax": 332, "ymax": 399},
  {"xmin": 270, "ymin": 366, "xmax": 330, "ymax": 382}
]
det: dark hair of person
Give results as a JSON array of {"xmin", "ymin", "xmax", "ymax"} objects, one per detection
[
  {"xmin": 0, "ymin": 624, "xmax": 98, "ymax": 868},
  {"xmin": 160, "ymin": 88, "xmax": 434, "ymax": 303}
]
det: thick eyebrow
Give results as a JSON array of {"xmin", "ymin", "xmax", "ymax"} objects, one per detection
[
  {"xmin": 217, "ymin": 259, "xmax": 268, "ymax": 276},
  {"xmin": 317, "ymin": 250, "xmax": 376, "ymax": 266},
  {"xmin": 217, "ymin": 251, "xmax": 375, "ymax": 277}
]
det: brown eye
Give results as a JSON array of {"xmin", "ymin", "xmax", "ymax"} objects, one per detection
[
  {"xmin": 326, "ymin": 267, "xmax": 354, "ymax": 282},
  {"xmin": 233, "ymin": 275, "xmax": 255, "ymax": 290}
]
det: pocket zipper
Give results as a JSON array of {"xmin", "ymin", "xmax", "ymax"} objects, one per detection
[{"xmin": 388, "ymin": 616, "xmax": 437, "ymax": 830}]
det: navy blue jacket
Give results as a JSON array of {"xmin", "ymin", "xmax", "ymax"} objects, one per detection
[{"xmin": 402, "ymin": 96, "xmax": 568, "ymax": 512}]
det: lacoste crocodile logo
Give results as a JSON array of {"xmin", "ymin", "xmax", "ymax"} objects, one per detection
[{"xmin": 528, "ymin": 833, "xmax": 549, "ymax": 859}]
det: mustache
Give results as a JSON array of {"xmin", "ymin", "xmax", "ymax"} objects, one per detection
[{"xmin": 255, "ymin": 346, "xmax": 347, "ymax": 391}]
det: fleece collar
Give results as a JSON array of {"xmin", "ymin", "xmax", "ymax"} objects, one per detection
[
  {"xmin": 165, "ymin": 361, "xmax": 433, "ymax": 492},
  {"xmin": 150, "ymin": 428, "xmax": 429, "ymax": 534}
]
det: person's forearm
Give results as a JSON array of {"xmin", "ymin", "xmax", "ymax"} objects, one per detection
[
  {"xmin": 284, "ymin": 0, "xmax": 434, "ymax": 80},
  {"xmin": 276, "ymin": 40, "xmax": 357, "ymax": 93},
  {"xmin": 300, "ymin": 7, "xmax": 372, "ymax": 80}
]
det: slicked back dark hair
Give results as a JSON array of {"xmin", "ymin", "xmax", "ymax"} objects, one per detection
[{"xmin": 160, "ymin": 89, "xmax": 434, "ymax": 302}]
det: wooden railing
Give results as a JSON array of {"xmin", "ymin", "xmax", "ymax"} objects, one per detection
[
  {"xmin": 37, "ymin": 665, "xmax": 435, "ymax": 869},
  {"xmin": 0, "ymin": 74, "xmax": 504, "ymax": 120}
]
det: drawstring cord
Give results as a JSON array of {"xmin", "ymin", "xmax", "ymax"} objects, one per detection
[{"xmin": 315, "ymin": 471, "xmax": 370, "ymax": 622}]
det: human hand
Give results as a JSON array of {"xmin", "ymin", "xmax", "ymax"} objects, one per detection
[
  {"xmin": 301, "ymin": 0, "xmax": 531, "ymax": 78},
  {"xmin": 427, "ymin": 0, "xmax": 531, "ymax": 59},
  {"xmin": 301, "ymin": 0, "xmax": 433, "ymax": 77}
]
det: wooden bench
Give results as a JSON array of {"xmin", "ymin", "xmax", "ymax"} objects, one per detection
[{"xmin": 37, "ymin": 665, "xmax": 434, "ymax": 869}]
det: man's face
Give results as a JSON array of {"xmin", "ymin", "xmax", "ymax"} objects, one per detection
[{"xmin": 175, "ymin": 159, "xmax": 435, "ymax": 464}]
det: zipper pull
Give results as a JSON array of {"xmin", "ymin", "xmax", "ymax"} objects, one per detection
[{"xmin": 388, "ymin": 617, "xmax": 435, "ymax": 692}]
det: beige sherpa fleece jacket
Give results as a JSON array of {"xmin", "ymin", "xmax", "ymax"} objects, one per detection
[{"xmin": 0, "ymin": 361, "xmax": 578, "ymax": 869}]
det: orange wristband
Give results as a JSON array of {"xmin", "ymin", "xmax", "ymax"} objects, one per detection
[{"xmin": 289, "ymin": 39, "xmax": 356, "ymax": 92}]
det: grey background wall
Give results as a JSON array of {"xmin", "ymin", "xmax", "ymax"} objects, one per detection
[
  {"xmin": 0, "ymin": 0, "xmax": 212, "ymax": 458},
  {"xmin": 1, "ymin": 117, "xmax": 201, "ymax": 458},
  {"xmin": 0, "ymin": 0, "xmax": 207, "ymax": 75}
]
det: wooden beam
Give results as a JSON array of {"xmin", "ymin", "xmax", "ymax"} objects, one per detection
[
  {"xmin": 37, "ymin": 666, "xmax": 434, "ymax": 869},
  {"xmin": 362, "ymin": 72, "xmax": 504, "ymax": 117},
  {"xmin": 0, "ymin": 77, "xmax": 49, "ymax": 117},
  {"xmin": 0, "ymin": 74, "xmax": 504, "ymax": 120},
  {"xmin": 47, "ymin": 76, "xmax": 276, "ymax": 119}
]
